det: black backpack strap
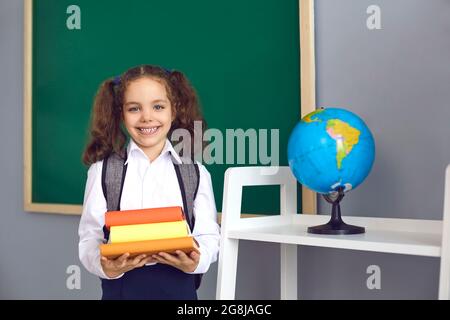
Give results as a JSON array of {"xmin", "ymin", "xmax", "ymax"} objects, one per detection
[
  {"xmin": 171, "ymin": 155, "xmax": 203, "ymax": 290},
  {"xmin": 171, "ymin": 155, "xmax": 199, "ymax": 232},
  {"xmin": 101, "ymin": 152, "xmax": 127, "ymax": 241}
]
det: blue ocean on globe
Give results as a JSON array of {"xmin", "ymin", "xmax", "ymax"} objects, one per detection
[{"xmin": 288, "ymin": 107, "xmax": 375, "ymax": 194}]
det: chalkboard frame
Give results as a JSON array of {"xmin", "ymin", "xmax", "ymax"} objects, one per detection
[{"xmin": 23, "ymin": 0, "xmax": 317, "ymax": 215}]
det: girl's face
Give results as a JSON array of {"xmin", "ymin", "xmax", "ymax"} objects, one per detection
[{"xmin": 122, "ymin": 77, "xmax": 174, "ymax": 159}]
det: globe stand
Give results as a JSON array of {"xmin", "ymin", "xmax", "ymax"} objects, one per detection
[{"xmin": 307, "ymin": 187, "xmax": 365, "ymax": 235}]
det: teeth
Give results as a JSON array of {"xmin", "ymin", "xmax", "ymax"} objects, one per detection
[{"xmin": 139, "ymin": 127, "xmax": 158, "ymax": 134}]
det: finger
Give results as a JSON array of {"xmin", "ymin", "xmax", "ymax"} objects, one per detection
[
  {"xmin": 131, "ymin": 254, "xmax": 147, "ymax": 265},
  {"xmin": 136, "ymin": 257, "xmax": 152, "ymax": 268},
  {"xmin": 157, "ymin": 252, "xmax": 179, "ymax": 264},
  {"xmin": 189, "ymin": 251, "xmax": 200, "ymax": 262},
  {"xmin": 175, "ymin": 250, "xmax": 190, "ymax": 261},
  {"xmin": 152, "ymin": 254, "xmax": 171, "ymax": 265},
  {"xmin": 115, "ymin": 253, "xmax": 130, "ymax": 268},
  {"xmin": 143, "ymin": 256, "xmax": 156, "ymax": 264},
  {"xmin": 117, "ymin": 253, "xmax": 130, "ymax": 263},
  {"xmin": 175, "ymin": 250, "xmax": 196, "ymax": 265},
  {"xmin": 101, "ymin": 256, "xmax": 114, "ymax": 268}
]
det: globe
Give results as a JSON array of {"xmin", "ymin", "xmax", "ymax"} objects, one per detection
[
  {"xmin": 288, "ymin": 107, "xmax": 375, "ymax": 195},
  {"xmin": 287, "ymin": 107, "xmax": 375, "ymax": 234}
]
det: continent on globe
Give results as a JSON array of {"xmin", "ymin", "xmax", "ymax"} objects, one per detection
[
  {"xmin": 326, "ymin": 119, "xmax": 360, "ymax": 169},
  {"xmin": 302, "ymin": 108, "xmax": 324, "ymax": 123}
]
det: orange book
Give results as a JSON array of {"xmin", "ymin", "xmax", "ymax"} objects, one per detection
[
  {"xmin": 105, "ymin": 206, "xmax": 185, "ymax": 230},
  {"xmin": 100, "ymin": 236, "xmax": 200, "ymax": 259}
]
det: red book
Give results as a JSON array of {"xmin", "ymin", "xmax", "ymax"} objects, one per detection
[{"xmin": 105, "ymin": 206, "xmax": 185, "ymax": 230}]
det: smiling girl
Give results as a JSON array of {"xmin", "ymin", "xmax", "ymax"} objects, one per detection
[{"xmin": 78, "ymin": 65, "xmax": 220, "ymax": 300}]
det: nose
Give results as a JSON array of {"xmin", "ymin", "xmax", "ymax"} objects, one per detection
[{"xmin": 140, "ymin": 106, "xmax": 154, "ymax": 123}]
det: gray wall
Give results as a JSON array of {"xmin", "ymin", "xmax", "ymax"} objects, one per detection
[
  {"xmin": 1, "ymin": 0, "xmax": 448, "ymax": 299},
  {"xmin": 0, "ymin": 0, "xmax": 96, "ymax": 298},
  {"xmin": 311, "ymin": 0, "xmax": 449, "ymax": 299}
]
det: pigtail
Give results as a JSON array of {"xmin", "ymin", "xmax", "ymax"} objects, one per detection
[
  {"xmin": 82, "ymin": 78, "xmax": 127, "ymax": 166},
  {"xmin": 169, "ymin": 71, "xmax": 206, "ymax": 158}
]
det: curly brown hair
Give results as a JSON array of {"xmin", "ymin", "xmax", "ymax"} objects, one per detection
[{"xmin": 82, "ymin": 65, "xmax": 205, "ymax": 166}]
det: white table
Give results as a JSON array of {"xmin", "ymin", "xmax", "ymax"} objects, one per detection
[{"xmin": 216, "ymin": 166, "xmax": 450, "ymax": 300}]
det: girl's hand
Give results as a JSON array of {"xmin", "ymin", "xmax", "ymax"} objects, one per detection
[
  {"xmin": 152, "ymin": 250, "xmax": 200, "ymax": 273},
  {"xmin": 100, "ymin": 253, "xmax": 155, "ymax": 278}
]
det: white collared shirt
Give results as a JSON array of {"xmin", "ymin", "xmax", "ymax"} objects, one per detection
[{"xmin": 78, "ymin": 139, "xmax": 220, "ymax": 279}]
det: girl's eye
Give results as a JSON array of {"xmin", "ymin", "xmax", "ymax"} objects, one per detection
[
  {"xmin": 128, "ymin": 106, "xmax": 140, "ymax": 112},
  {"xmin": 154, "ymin": 104, "xmax": 164, "ymax": 110}
]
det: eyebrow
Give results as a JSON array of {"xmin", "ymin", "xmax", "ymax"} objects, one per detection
[{"xmin": 124, "ymin": 99, "xmax": 168, "ymax": 106}]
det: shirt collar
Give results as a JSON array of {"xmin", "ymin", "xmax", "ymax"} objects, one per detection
[{"xmin": 125, "ymin": 139, "xmax": 182, "ymax": 165}]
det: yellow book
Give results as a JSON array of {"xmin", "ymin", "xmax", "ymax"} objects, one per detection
[{"xmin": 110, "ymin": 220, "xmax": 190, "ymax": 243}]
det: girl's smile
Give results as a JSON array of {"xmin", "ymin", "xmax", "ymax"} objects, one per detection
[{"xmin": 137, "ymin": 125, "xmax": 161, "ymax": 136}]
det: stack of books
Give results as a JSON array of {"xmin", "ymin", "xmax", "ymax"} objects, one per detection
[{"xmin": 100, "ymin": 206, "xmax": 199, "ymax": 259}]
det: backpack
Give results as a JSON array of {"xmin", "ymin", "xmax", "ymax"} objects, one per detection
[{"xmin": 100, "ymin": 151, "xmax": 203, "ymax": 289}]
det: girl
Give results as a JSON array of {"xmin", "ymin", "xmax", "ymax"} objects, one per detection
[{"xmin": 78, "ymin": 65, "xmax": 220, "ymax": 300}]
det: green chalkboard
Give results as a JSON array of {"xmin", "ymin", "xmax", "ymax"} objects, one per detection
[{"xmin": 26, "ymin": 0, "xmax": 308, "ymax": 214}]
